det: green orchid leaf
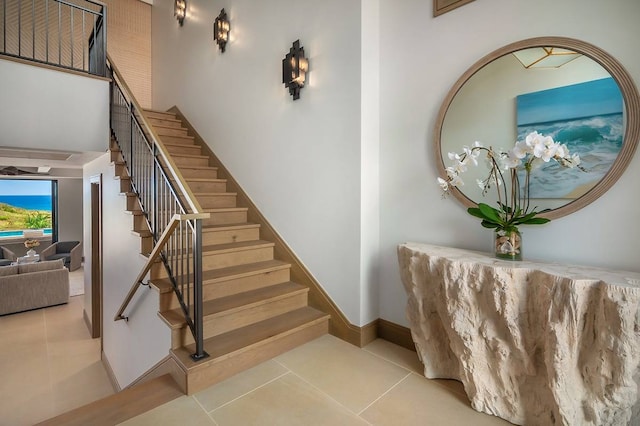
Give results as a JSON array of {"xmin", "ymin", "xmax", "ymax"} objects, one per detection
[
  {"xmin": 481, "ymin": 220, "xmax": 500, "ymax": 229},
  {"xmin": 520, "ymin": 217, "xmax": 551, "ymax": 225},
  {"xmin": 478, "ymin": 203, "xmax": 503, "ymax": 224},
  {"xmin": 467, "ymin": 207, "xmax": 484, "ymax": 219}
]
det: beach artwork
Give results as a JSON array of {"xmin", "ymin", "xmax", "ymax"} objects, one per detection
[{"xmin": 516, "ymin": 77, "xmax": 623, "ymax": 199}]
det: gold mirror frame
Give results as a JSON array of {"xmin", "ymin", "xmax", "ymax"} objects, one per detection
[{"xmin": 434, "ymin": 37, "xmax": 640, "ymax": 220}]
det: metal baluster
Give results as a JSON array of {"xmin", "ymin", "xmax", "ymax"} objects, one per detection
[
  {"xmin": 3, "ymin": 0, "xmax": 6, "ymax": 53},
  {"xmin": 81, "ymin": 10, "xmax": 84, "ymax": 71},
  {"xmin": 45, "ymin": 0, "xmax": 48, "ymax": 63},
  {"xmin": 31, "ymin": 0, "xmax": 34, "ymax": 59},
  {"xmin": 70, "ymin": 6, "xmax": 73, "ymax": 69},
  {"xmin": 18, "ymin": 0, "xmax": 21, "ymax": 56},
  {"xmin": 57, "ymin": 1, "xmax": 60, "ymax": 66}
]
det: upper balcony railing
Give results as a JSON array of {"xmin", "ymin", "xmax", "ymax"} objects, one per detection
[{"xmin": 0, "ymin": 0, "xmax": 106, "ymax": 76}]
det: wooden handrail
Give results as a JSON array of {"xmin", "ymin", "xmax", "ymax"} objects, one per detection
[
  {"xmin": 114, "ymin": 213, "xmax": 209, "ymax": 321},
  {"xmin": 106, "ymin": 53, "xmax": 205, "ymax": 215}
]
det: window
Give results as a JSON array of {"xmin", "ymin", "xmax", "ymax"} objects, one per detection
[{"xmin": 0, "ymin": 179, "xmax": 58, "ymax": 240}]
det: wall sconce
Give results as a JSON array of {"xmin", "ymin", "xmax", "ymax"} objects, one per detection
[
  {"xmin": 282, "ymin": 40, "xmax": 308, "ymax": 100},
  {"xmin": 213, "ymin": 9, "xmax": 230, "ymax": 52},
  {"xmin": 174, "ymin": 0, "xmax": 186, "ymax": 26}
]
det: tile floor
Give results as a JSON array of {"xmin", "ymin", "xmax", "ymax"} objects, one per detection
[
  {"xmin": 0, "ymin": 267, "xmax": 115, "ymax": 426},
  {"xmin": 119, "ymin": 335, "xmax": 512, "ymax": 426},
  {"xmin": 0, "ymin": 268, "xmax": 511, "ymax": 426}
]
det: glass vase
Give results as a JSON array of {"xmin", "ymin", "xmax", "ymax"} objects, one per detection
[
  {"xmin": 26, "ymin": 249, "xmax": 36, "ymax": 257},
  {"xmin": 494, "ymin": 228, "xmax": 522, "ymax": 261}
]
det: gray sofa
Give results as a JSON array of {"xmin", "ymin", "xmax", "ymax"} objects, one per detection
[{"xmin": 0, "ymin": 259, "xmax": 69, "ymax": 315}]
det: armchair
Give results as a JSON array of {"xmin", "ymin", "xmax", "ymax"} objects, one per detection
[
  {"xmin": 41, "ymin": 241, "xmax": 82, "ymax": 271},
  {"xmin": 0, "ymin": 246, "xmax": 17, "ymax": 266}
]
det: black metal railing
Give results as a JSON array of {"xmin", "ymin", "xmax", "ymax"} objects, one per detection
[
  {"xmin": 0, "ymin": 0, "xmax": 106, "ymax": 76},
  {"xmin": 109, "ymin": 56, "xmax": 209, "ymax": 361}
]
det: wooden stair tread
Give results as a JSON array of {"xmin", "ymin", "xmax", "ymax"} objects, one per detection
[
  {"xmin": 173, "ymin": 307, "xmax": 329, "ymax": 369},
  {"xmin": 159, "ymin": 281, "xmax": 307, "ymax": 329},
  {"xmin": 180, "ymin": 178, "xmax": 227, "ymax": 183},
  {"xmin": 194, "ymin": 192, "xmax": 237, "ymax": 196},
  {"xmin": 35, "ymin": 374, "xmax": 183, "ymax": 426},
  {"xmin": 169, "ymin": 153, "xmax": 209, "ymax": 160},
  {"xmin": 150, "ymin": 259, "xmax": 291, "ymax": 293},
  {"xmin": 178, "ymin": 165, "xmax": 219, "ymax": 171},
  {"xmin": 203, "ymin": 223, "xmax": 261, "ymax": 231},
  {"xmin": 202, "ymin": 239, "xmax": 274, "ymax": 253},
  {"xmin": 163, "ymin": 140, "xmax": 197, "ymax": 147},
  {"xmin": 143, "ymin": 108, "xmax": 177, "ymax": 117},
  {"xmin": 204, "ymin": 207, "xmax": 248, "ymax": 213}
]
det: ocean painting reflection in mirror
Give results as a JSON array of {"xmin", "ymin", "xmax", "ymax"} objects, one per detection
[{"xmin": 516, "ymin": 77, "xmax": 623, "ymax": 199}]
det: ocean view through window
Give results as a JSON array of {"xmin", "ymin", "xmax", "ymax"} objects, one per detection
[{"xmin": 0, "ymin": 179, "xmax": 57, "ymax": 239}]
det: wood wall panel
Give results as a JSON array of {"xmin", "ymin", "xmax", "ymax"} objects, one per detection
[
  {"xmin": 0, "ymin": 0, "xmax": 151, "ymax": 107},
  {"xmin": 103, "ymin": 0, "xmax": 152, "ymax": 108}
]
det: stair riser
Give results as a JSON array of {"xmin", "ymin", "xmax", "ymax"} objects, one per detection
[
  {"xmin": 139, "ymin": 234, "xmax": 153, "ymax": 255},
  {"xmin": 158, "ymin": 267, "xmax": 291, "ymax": 311},
  {"xmin": 172, "ymin": 156, "xmax": 209, "ymax": 167},
  {"xmin": 186, "ymin": 180, "xmax": 225, "ymax": 192},
  {"xmin": 178, "ymin": 292, "xmax": 309, "ymax": 347},
  {"xmin": 125, "ymin": 195, "xmax": 142, "ymax": 212},
  {"xmin": 159, "ymin": 135, "xmax": 196, "ymax": 145},
  {"xmin": 148, "ymin": 117, "xmax": 183, "ymax": 128},
  {"xmin": 145, "ymin": 110, "xmax": 177, "ymax": 120},
  {"xmin": 198, "ymin": 194, "xmax": 237, "ymax": 209},
  {"xmin": 118, "ymin": 177, "xmax": 131, "ymax": 194},
  {"xmin": 202, "ymin": 211, "xmax": 247, "ymax": 226},
  {"xmin": 114, "ymin": 163, "xmax": 126, "ymax": 177},
  {"xmin": 203, "ymin": 210, "xmax": 248, "ymax": 226},
  {"xmin": 155, "ymin": 127, "xmax": 189, "ymax": 137},
  {"xmin": 203, "ymin": 246, "xmax": 274, "ymax": 270},
  {"xmin": 131, "ymin": 214, "xmax": 148, "ymax": 232},
  {"xmin": 110, "ymin": 149, "xmax": 122, "ymax": 163},
  {"xmin": 181, "ymin": 319, "xmax": 328, "ymax": 395},
  {"xmin": 165, "ymin": 144, "xmax": 202, "ymax": 156},
  {"xmin": 202, "ymin": 226, "xmax": 260, "ymax": 246}
]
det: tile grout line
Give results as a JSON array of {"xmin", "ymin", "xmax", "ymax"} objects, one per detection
[
  {"xmin": 191, "ymin": 395, "xmax": 220, "ymax": 425},
  {"xmin": 362, "ymin": 346, "xmax": 420, "ymax": 374},
  {"xmin": 204, "ymin": 370, "xmax": 292, "ymax": 415},
  {"xmin": 279, "ymin": 367, "xmax": 374, "ymax": 424},
  {"xmin": 357, "ymin": 371, "xmax": 412, "ymax": 416}
]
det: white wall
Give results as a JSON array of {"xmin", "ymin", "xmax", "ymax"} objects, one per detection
[
  {"xmin": 83, "ymin": 154, "xmax": 170, "ymax": 387},
  {"xmin": 0, "ymin": 59, "xmax": 109, "ymax": 153},
  {"xmin": 152, "ymin": 0, "xmax": 371, "ymax": 324},
  {"xmin": 57, "ymin": 178, "xmax": 83, "ymax": 243},
  {"xmin": 378, "ymin": 0, "xmax": 640, "ymax": 325}
]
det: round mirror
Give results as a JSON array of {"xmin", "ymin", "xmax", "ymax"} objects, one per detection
[{"xmin": 435, "ymin": 37, "xmax": 640, "ymax": 220}]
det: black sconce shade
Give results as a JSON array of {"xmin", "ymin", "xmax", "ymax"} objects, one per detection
[
  {"xmin": 174, "ymin": 0, "xmax": 186, "ymax": 26},
  {"xmin": 282, "ymin": 40, "xmax": 308, "ymax": 100},
  {"xmin": 213, "ymin": 9, "xmax": 230, "ymax": 52}
]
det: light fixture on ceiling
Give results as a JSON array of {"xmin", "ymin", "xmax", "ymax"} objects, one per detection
[
  {"xmin": 512, "ymin": 47, "xmax": 581, "ymax": 69},
  {"xmin": 174, "ymin": 0, "xmax": 186, "ymax": 26},
  {"xmin": 282, "ymin": 40, "xmax": 309, "ymax": 100},
  {"xmin": 213, "ymin": 9, "xmax": 230, "ymax": 53}
]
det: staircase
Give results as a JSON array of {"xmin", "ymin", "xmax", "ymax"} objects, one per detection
[{"xmin": 111, "ymin": 109, "xmax": 330, "ymax": 395}]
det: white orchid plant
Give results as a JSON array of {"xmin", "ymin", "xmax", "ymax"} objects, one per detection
[{"xmin": 438, "ymin": 131, "xmax": 585, "ymax": 234}]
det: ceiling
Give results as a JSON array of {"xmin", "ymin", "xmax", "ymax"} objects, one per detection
[{"xmin": 0, "ymin": 147, "xmax": 106, "ymax": 178}]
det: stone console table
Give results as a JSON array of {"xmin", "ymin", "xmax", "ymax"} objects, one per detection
[{"xmin": 397, "ymin": 242, "xmax": 640, "ymax": 426}]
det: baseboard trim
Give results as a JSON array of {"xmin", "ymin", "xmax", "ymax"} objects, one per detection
[
  {"xmin": 125, "ymin": 355, "xmax": 187, "ymax": 394},
  {"xmin": 101, "ymin": 350, "xmax": 121, "ymax": 393},
  {"xmin": 82, "ymin": 309, "xmax": 92, "ymax": 336},
  {"xmin": 377, "ymin": 318, "xmax": 416, "ymax": 352}
]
